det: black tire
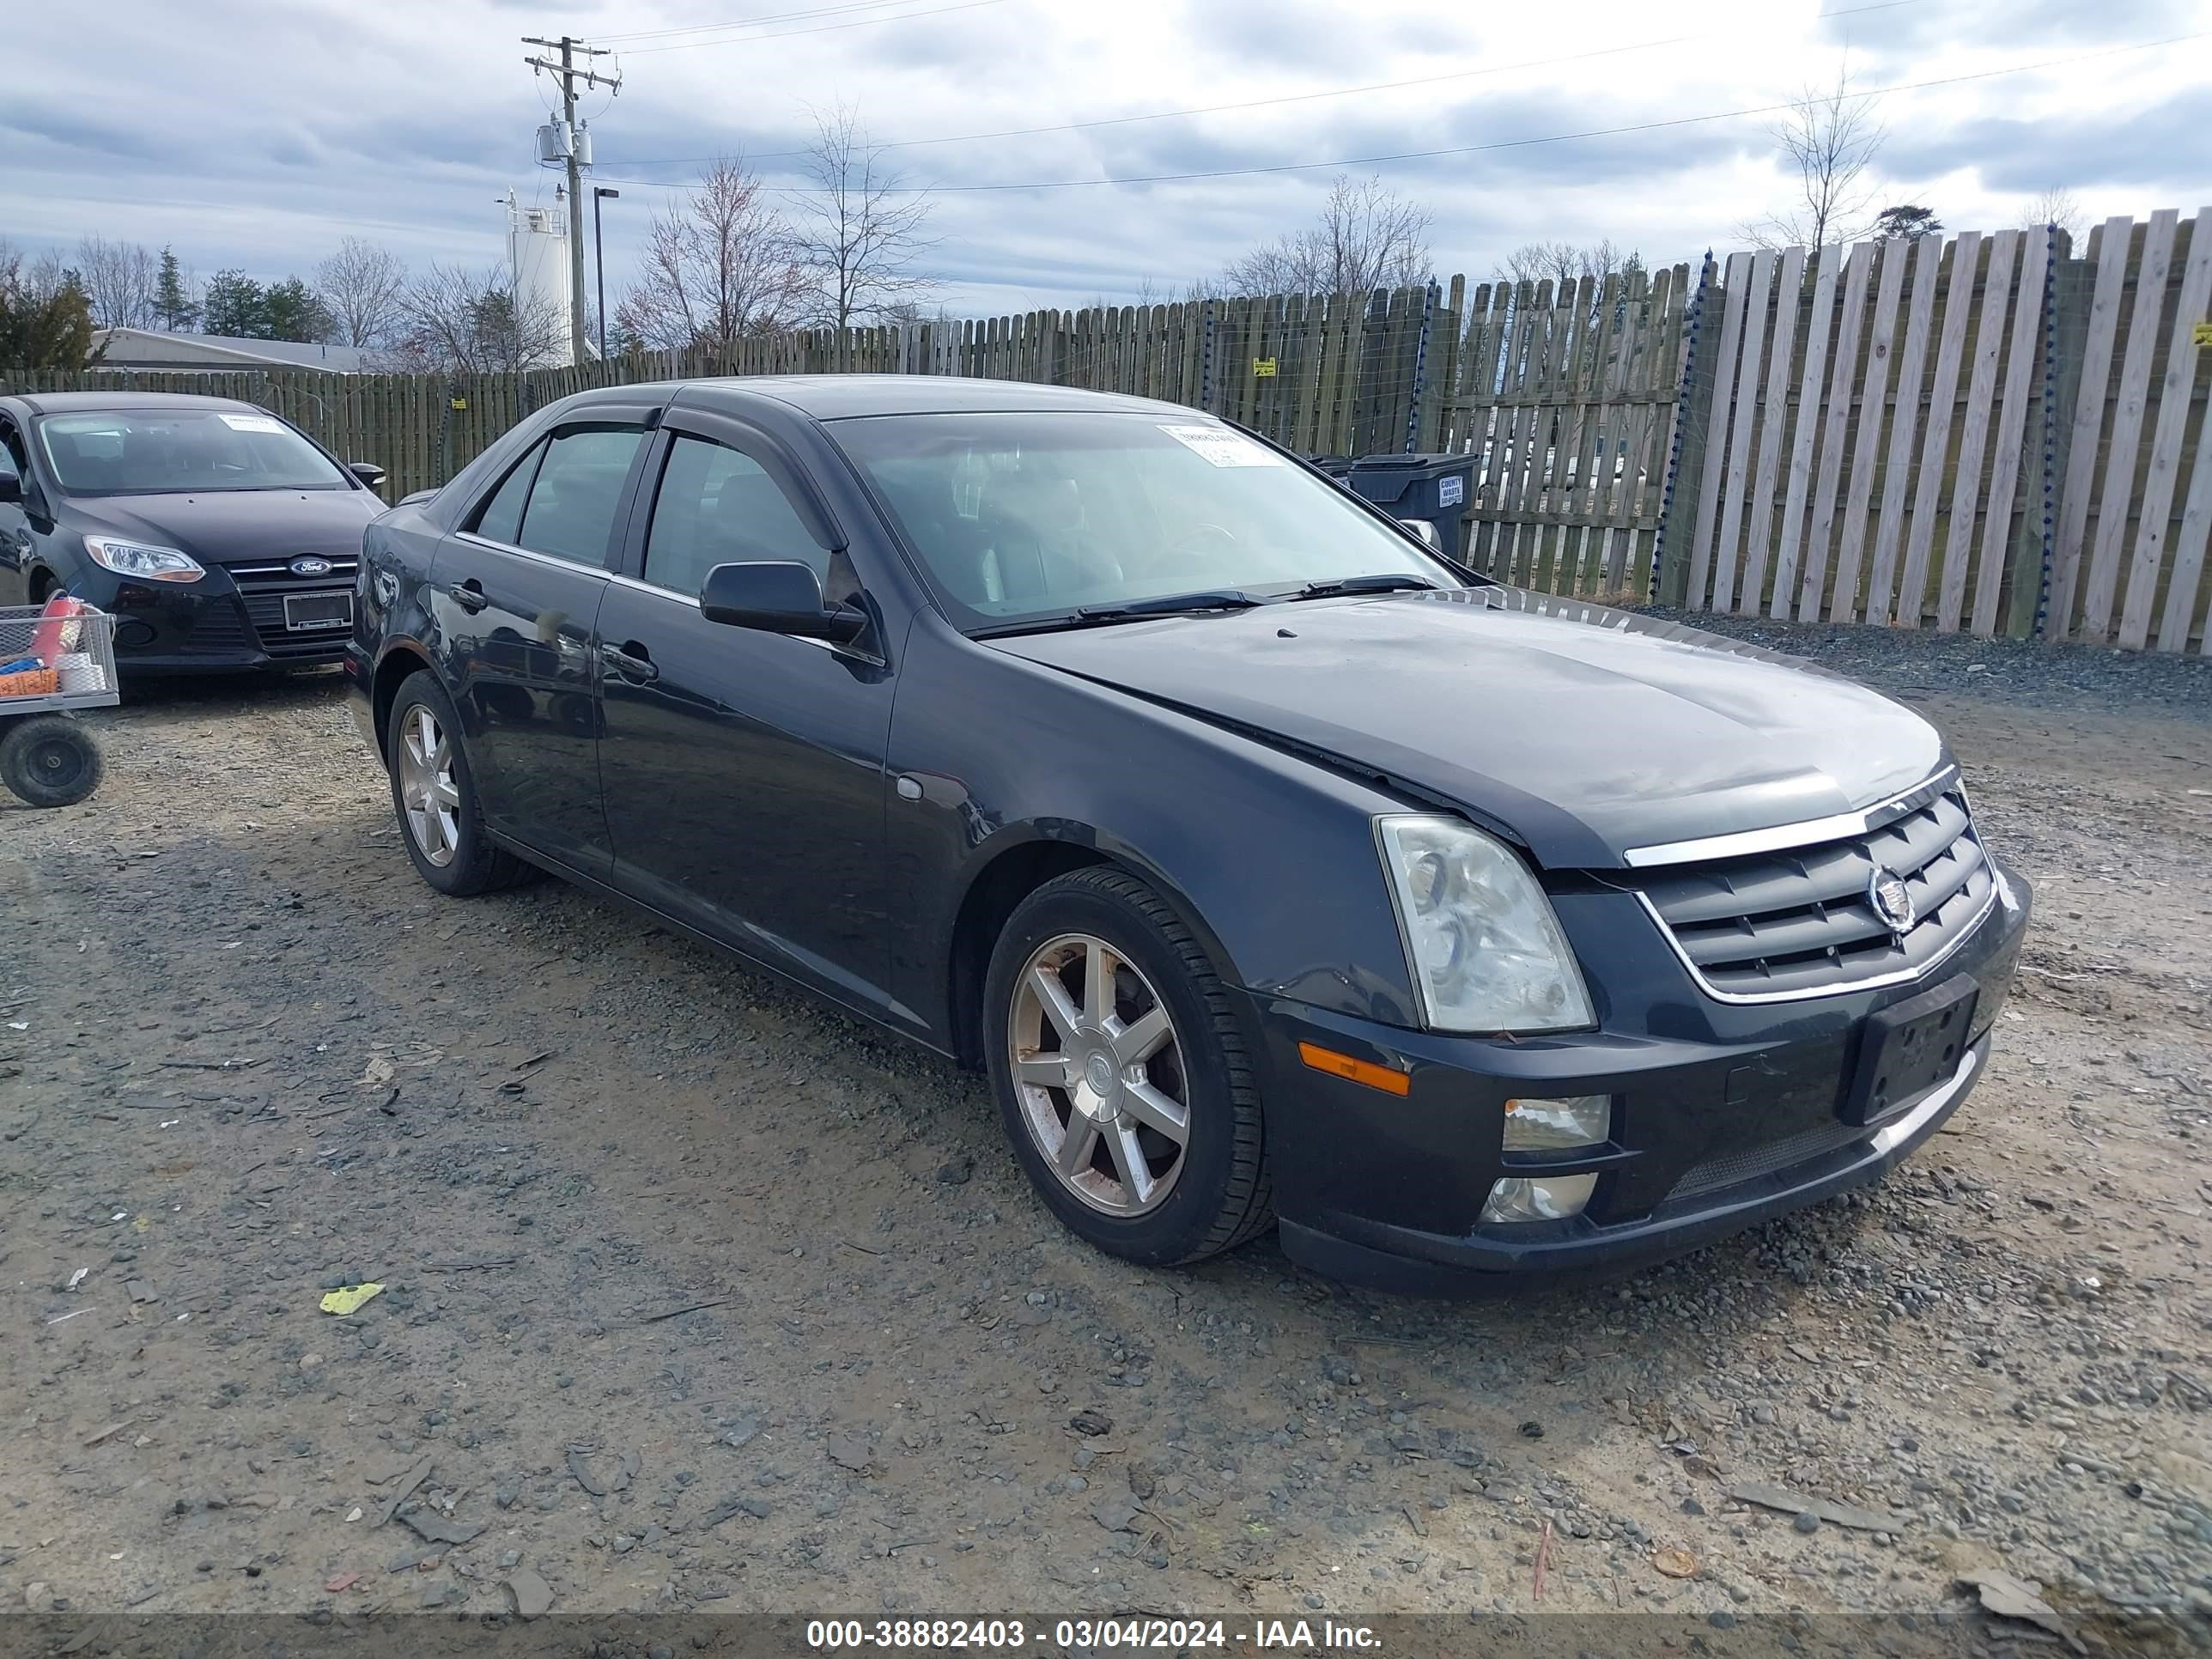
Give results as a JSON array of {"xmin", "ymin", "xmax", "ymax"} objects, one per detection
[
  {"xmin": 983, "ymin": 866, "xmax": 1273, "ymax": 1267},
  {"xmin": 0, "ymin": 715, "xmax": 104, "ymax": 807},
  {"xmin": 384, "ymin": 671, "xmax": 536, "ymax": 896}
]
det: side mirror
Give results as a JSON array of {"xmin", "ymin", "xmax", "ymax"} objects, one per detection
[
  {"xmin": 1397, "ymin": 518, "xmax": 1439, "ymax": 548},
  {"xmin": 0, "ymin": 471, "xmax": 20, "ymax": 507},
  {"xmin": 700, "ymin": 560, "xmax": 866, "ymax": 644},
  {"xmin": 348, "ymin": 461, "xmax": 388, "ymax": 489}
]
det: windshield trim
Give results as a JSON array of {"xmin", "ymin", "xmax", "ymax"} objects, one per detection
[{"xmin": 823, "ymin": 409, "xmax": 1462, "ymax": 637}]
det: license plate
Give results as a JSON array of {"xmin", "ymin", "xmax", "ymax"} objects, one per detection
[
  {"xmin": 1844, "ymin": 976, "xmax": 1979, "ymax": 1126},
  {"xmin": 284, "ymin": 591, "xmax": 353, "ymax": 632}
]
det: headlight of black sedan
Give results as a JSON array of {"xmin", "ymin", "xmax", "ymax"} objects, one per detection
[{"xmin": 1376, "ymin": 815, "xmax": 1594, "ymax": 1033}]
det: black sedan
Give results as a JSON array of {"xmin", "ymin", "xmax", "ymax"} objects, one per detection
[
  {"xmin": 347, "ymin": 376, "xmax": 2029, "ymax": 1292},
  {"xmin": 0, "ymin": 391, "xmax": 387, "ymax": 672}
]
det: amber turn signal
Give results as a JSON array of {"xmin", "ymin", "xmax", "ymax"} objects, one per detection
[{"xmin": 1297, "ymin": 1041, "xmax": 1412, "ymax": 1097}]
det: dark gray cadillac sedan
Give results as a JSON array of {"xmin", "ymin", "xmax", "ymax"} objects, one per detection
[{"xmin": 346, "ymin": 376, "xmax": 2029, "ymax": 1293}]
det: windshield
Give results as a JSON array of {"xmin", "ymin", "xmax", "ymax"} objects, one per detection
[
  {"xmin": 829, "ymin": 411, "xmax": 1449, "ymax": 630},
  {"xmin": 38, "ymin": 409, "xmax": 348, "ymax": 495}
]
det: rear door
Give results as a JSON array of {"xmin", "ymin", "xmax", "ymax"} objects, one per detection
[
  {"xmin": 431, "ymin": 406, "xmax": 657, "ymax": 879},
  {"xmin": 595, "ymin": 411, "xmax": 902, "ymax": 1024}
]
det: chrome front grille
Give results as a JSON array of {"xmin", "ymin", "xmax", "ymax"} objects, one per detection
[{"xmin": 1621, "ymin": 787, "xmax": 1996, "ymax": 1001}]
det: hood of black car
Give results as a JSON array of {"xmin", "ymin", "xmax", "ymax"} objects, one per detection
[
  {"xmin": 988, "ymin": 586, "xmax": 1948, "ymax": 869},
  {"xmin": 76, "ymin": 489, "xmax": 380, "ymax": 567}
]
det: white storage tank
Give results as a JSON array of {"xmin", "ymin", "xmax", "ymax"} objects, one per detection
[{"xmin": 505, "ymin": 191, "xmax": 574, "ymax": 368}]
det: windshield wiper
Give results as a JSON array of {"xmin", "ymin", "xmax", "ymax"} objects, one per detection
[
  {"xmin": 1075, "ymin": 589, "xmax": 1267, "ymax": 623},
  {"xmin": 1291, "ymin": 574, "xmax": 1440, "ymax": 600},
  {"xmin": 969, "ymin": 588, "xmax": 1278, "ymax": 639}
]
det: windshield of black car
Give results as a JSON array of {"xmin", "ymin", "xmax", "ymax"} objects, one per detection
[
  {"xmin": 828, "ymin": 411, "xmax": 1447, "ymax": 629},
  {"xmin": 37, "ymin": 409, "xmax": 347, "ymax": 495}
]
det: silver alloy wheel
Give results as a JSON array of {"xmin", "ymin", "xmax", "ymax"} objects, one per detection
[
  {"xmin": 1008, "ymin": 931, "xmax": 1191, "ymax": 1216},
  {"xmin": 396, "ymin": 704, "xmax": 462, "ymax": 868}
]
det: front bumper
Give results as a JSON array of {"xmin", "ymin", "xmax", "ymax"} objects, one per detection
[
  {"xmin": 94, "ymin": 570, "xmax": 353, "ymax": 674},
  {"xmin": 1250, "ymin": 859, "xmax": 2030, "ymax": 1294}
]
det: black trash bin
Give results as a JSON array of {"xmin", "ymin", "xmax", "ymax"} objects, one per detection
[{"xmin": 1341, "ymin": 453, "xmax": 1475, "ymax": 561}]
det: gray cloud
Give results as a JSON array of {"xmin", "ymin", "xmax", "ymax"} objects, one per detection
[{"xmin": 4, "ymin": 0, "xmax": 2203, "ymax": 313}]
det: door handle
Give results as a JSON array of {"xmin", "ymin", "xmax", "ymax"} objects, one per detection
[
  {"xmin": 447, "ymin": 579, "xmax": 488, "ymax": 613},
  {"xmin": 601, "ymin": 641, "xmax": 659, "ymax": 684}
]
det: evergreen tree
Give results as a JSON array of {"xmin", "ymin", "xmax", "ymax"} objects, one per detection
[
  {"xmin": 200, "ymin": 270, "xmax": 266, "ymax": 337},
  {"xmin": 0, "ymin": 261, "xmax": 96, "ymax": 369},
  {"xmin": 153, "ymin": 247, "xmax": 199, "ymax": 331},
  {"xmin": 261, "ymin": 276, "xmax": 330, "ymax": 343}
]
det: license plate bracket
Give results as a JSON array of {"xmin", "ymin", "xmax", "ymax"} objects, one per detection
[
  {"xmin": 283, "ymin": 591, "xmax": 353, "ymax": 632},
  {"xmin": 1844, "ymin": 975, "xmax": 1978, "ymax": 1126}
]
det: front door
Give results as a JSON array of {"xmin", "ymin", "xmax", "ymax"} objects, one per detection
[
  {"xmin": 430, "ymin": 415, "xmax": 654, "ymax": 879},
  {"xmin": 596, "ymin": 418, "xmax": 903, "ymax": 1027}
]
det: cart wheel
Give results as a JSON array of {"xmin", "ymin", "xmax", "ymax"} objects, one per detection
[{"xmin": 0, "ymin": 715, "xmax": 105, "ymax": 808}]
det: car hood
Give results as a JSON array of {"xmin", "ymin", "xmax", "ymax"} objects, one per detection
[
  {"xmin": 988, "ymin": 586, "xmax": 1948, "ymax": 870},
  {"xmin": 76, "ymin": 489, "xmax": 380, "ymax": 567}
]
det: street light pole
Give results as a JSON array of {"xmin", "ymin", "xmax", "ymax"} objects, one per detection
[{"xmin": 593, "ymin": 186, "xmax": 619, "ymax": 362}]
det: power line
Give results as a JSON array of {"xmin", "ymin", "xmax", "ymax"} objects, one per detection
[
  {"xmin": 588, "ymin": 28, "xmax": 2209, "ymax": 197},
  {"xmin": 613, "ymin": 0, "xmax": 1013, "ymax": 55},
  {"xmin": 603, "ymin": 0, "xmax": 1921, "ymax": 168}
]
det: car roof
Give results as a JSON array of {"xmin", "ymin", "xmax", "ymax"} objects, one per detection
[
  {"xmin": 665, "ymin": 374, "xmax": 1194, "ymax": 422},
  {"xmin": 7, "ymin": 389, "xmax": 267, "ymax": 417}
]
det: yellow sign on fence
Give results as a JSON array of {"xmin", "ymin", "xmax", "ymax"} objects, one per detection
[
  {"xmin": 2194, "ymin": 321, "xmax": 2212, "ymax": 348},
  {"xmin": 1252, "ymin": 357, "xmax": 1277, "ymax": 377}
]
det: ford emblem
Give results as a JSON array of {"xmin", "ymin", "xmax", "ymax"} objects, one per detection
[{"xmin": 290, "ymin": 556, "xmax": 334, "ymax": 578}]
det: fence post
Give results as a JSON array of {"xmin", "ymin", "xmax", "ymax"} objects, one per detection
[
  {"xmin": 1402, "ymin": 282, "xmax": 1436, "ymax": 453},
  {"xmin": 1654, "ymin": 252, "xmax": 1717, "ymax": 607},
  {"xmin": 2020, "ymin": 223, "xmax": 2086, "ymax": 638},
  {"xmin": 1200, "ymin": 300, "xmax": 1216, "ymax": 415}
]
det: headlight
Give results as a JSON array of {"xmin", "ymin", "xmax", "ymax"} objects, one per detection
[
  {"xmin": 1376, "ymin": 815, "xmax": 1593, "ymax": 1032},
  {"xmin": 84, "ymin": 535, "xmax": 204, "ymax": 582}
]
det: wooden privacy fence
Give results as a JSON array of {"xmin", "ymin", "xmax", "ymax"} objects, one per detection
[
  {"xmin": 1663, "ymin": 210, "xmax": 2212, "ymax": 652},
  {"xmin": 1438, "ymin": 264, "xmax": 1694, "ymax": 601},
  {"xmin": 5, "ymin": 214, "xmax": 2207, "ymax": 650}
]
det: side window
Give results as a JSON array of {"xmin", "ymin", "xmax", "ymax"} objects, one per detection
[
  {"xmin": 471, "ymin": 439, "xmax": 544, "ymax": 546},
  {"xmin": 0, "ymin": 417, "xmax": 28, "ymax": 479},
  {"xmin": 515, "ymin": 427, "xmax": 646, "ymax": 568},
  {"xmin": 643, "ymin": 434, "xmax": 829, "ymax": 599}
]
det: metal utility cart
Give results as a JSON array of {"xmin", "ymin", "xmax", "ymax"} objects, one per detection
[{"xmin": 0, "ymin": 602, "xmax": 118, "ymax": 807}]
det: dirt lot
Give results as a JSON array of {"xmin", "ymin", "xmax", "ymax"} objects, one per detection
[{"xmin": 3, "ymin": 623, "xmax": 2209, "ymax": 1653}]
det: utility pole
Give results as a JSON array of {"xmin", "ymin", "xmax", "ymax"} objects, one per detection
[{"xmin": 523, "ymin": 34, "xmax": 619, "ymax": 367}]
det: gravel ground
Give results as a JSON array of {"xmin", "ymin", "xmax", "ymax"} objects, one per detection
[{"xmin": 2, "ymin": 633, "xmax": 2209, "ymax": 1653}]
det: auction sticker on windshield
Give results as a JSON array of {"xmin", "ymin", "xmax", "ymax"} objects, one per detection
[
  {"xmin": 1158, "ymin": 423, "xmax": 1283, "ymax": 467},
  {"xmin": 218, "ymin": 413, "xmax": 285, "ymax": 433}
]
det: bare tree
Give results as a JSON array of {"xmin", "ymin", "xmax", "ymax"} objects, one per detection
[
  {"xmin": 617, "ymin": 156, "xmax": 810, "ymax": 356},
  {"xmin": 393, "ymin": 264, "xmax": 567, "ymax": 372},
  {"xmin": 1741, "ymin": 64, "xmax": 1887, "ymax": 250},
  {"xmin": 315, "ymin": 238, "xmax": 410, "ymax": 349},
  {"xmin": 2020, "ymin": 186, "xmax": 2085, "ymax": 244},
  {"xmin": 1216, "ymin": 174, "xmax": 1432, "ymax": 300},
  {"xmin": 1494, "ymin": 239, "xmax": 1638, "ymax": 289},
  {"xmin": 791, "ymin": 105, "xmax": 938, "ymax": 340},
  {"xmin": 74, "ymin": 235, "xmax": 161, "ymax": 330}
]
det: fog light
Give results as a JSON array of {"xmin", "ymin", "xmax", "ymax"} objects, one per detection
[
  {"xmin": 1481, "ymin": 1173, "xmax": 1598, "ymax": 1224},
  {"xmin": 1502, "ymin": 1094, "xmax": 1611, "ymax": 1152}
]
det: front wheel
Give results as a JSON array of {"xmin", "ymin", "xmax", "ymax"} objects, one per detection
[
  {"xmin": 0, "ymin": 715, "xmax": 104, "ymax": 807},
  {"xmin": 983, "ymin": 866, "xmax": 1273, "ymax": 1267}
]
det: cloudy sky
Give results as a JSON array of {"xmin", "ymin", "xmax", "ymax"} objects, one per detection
[{"xmin": 8, "ymin": 0, "xmax": 2209, "ymax": 316}]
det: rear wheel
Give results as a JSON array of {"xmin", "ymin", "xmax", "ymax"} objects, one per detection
[
  {"xmin": 385, "ymin": 671, "xmax": 534, "ymax": 896},
  {"xmin": 983, "ymin": 866, "xmax": 1273, "ymax": 1267},
  {"xmin": 0, "ymin": 715, "xmax": 103, "ymax": 807}
]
